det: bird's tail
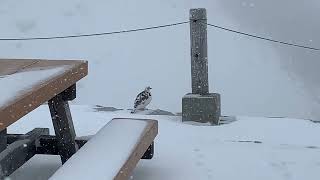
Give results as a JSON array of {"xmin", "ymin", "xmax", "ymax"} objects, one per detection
[{"xmin": 131, "ymin": 109, "xmax": 136, "ymax": 113}]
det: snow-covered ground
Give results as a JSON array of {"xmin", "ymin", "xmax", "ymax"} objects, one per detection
[
  {"xmin": 7, "ymin": 105, "xmax": 320, "ymax": 180},
  {"xmin": 1, "ymin": 0, "xmax": 320, "ymax": 179}
]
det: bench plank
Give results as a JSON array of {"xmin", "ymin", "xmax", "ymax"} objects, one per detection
[
  {"xmin": 0, "ymin": 128, "xmax": 49, "ymax": 178},
  {"xmin": 49, "ymin": 118, "xmax": 158, "ymax": 180},
  {"xmin": 0, "ymin": 59, "xmax": 37, "ymax": 76}
]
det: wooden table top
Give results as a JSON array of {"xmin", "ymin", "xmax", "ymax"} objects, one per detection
[{"xmin": 0, "ymin": 59, "xmax": 88, "ymax": 131}]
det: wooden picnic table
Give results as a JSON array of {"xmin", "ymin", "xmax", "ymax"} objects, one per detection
[
  {"xmin": 0, "ymin": 59, "xmax": 88, "ymax": 178},
  {"xmin": 0, "ymin": 59, "xmax": 156, "ymax": 179}
]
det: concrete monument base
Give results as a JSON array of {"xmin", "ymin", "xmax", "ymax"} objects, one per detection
[{"xmin": 182, "ymin": 93, "xmax": 221, "ymax": 125}]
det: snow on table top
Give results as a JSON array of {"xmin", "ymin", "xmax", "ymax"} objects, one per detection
[
  {"xmin": 49, "ymin": 118, "xmax": 149, "ymax": 180},
  {"xmin": 0, "ymin": 66, "xmax": 69, "ymax": 108}
]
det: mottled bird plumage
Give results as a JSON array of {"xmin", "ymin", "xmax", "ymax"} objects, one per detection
[{"xmin": 131, "ymin": 87, "xmax": 152, "ymax": 113}]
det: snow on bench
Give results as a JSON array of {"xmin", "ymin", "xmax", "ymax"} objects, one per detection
[{"xmin": 50, "ymin": 118, "xmax": 158, "ymax": 180}]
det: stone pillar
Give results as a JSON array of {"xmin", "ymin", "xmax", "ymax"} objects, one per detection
[{"xmin": 182, "ymin": 8, "xmax": 221, "ymax": 125}]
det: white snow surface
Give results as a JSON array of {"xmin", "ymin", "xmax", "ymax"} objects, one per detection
[
  {"xmin": 6, "ymin": 105, "xmax": 320, "ymax": 180},
  {"xmin": 0, "ymin": 66, "xmax": 68, "ymax": 108},
  {"xmin": 50, "ymin": 119, "xmax": 148, "ymax": 180}
]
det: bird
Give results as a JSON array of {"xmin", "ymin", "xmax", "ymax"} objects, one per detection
[{"xmin": 131, "ymin": 86, "xmax": 152, "ymax": 113}]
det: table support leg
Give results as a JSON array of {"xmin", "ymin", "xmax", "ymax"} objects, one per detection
[{"xmin": 48, "ymin": 84, "xmax": 78, "ymax": 164}]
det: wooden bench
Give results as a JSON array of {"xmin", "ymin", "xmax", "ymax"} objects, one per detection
[{"xmin": 50, "ymin": 118, "xmax": 158, "ymax": 180}]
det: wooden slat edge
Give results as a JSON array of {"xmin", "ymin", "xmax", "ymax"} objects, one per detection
[{"xmin": 114, "ymin": 119, "xmax": 158, "ymax": 180}]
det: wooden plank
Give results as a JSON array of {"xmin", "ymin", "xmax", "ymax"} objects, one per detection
[
  {"xmin": 0, "ymin": 59, "xmax": 37, "ymax": 76},
  {"xmin": 6, "ymin": 134, "xmax": 88, "ymax": 155},
  {"xmin": 49, "ymin": 119, "xmax": 158, "ymax": 180},
  {"xmin": 0, "ymin": 128, "xmax": 48, "ymax": 178},
  {"xmin": 114, "ymin": 119, "xmax": 158, "ymax": 180},
  {"xmin": 0, "ymin": 59, "xmax": 88, "ymax": 131},
  {"xmin": 0, "ymin": 139, "xmax": 34, "ymax": 179},
  {"xmin": 6, "ymin": 134, "xmax": 154, "ymax": 159},
  {"xmin": 36, "ymin": 136, "xmax": 89, "ymax": 155}
]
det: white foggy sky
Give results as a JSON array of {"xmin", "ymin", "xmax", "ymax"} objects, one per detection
[
  {"xmin": 217, "ymin": 0, "xmax": 320, "ymax": 118},
  {"xmin": 0, "ymin": 0, "xmax": 319, "ymax": 119}
]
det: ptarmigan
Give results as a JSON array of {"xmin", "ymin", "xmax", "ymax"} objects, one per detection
[{"xmin": 131, "ymin": 86, "xmax": 152, "ymax": 113}]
